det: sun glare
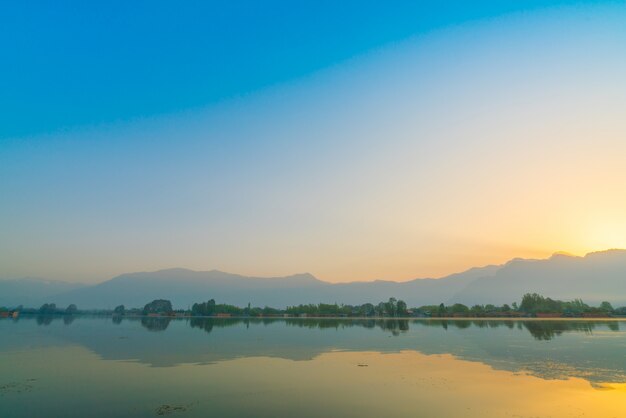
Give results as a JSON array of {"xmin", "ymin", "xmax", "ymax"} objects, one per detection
[{"xmin": 583, "ymin": 221, "xmax": 626, "ymax": 253}]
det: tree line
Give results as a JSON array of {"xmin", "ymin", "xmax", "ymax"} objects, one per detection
[{"xmin": 2, "ymin": 293, "xmax": 626, "ymax": 318}]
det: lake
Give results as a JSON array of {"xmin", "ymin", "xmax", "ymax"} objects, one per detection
[{"xmin": 1, "ymin": 317, "xmax": 626, "ymax": 417}]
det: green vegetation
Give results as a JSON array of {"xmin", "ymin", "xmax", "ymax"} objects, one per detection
[
  {"xmin": 186, "ymin": 294, "xmax": 621, "ymax": 318},
  {"xmin": 38, "ymin": 303, "xmax": 58, "ymax": 315},
  {"xmin": 192, "ymin": 299, "xmax": 248, "ymax": 316},
  {"xmin": 285, "ymin": 298, "xmax": 408, "ymax": 317},
  {"xmin": 3, "ymin": 294, "xmax": 626, "ymax": 319},
  {"xmin": 517, "ymin": 293, "xmax": 615, "ymax": 316},
  {"xmin": 418, "ymin": 294, "xmax": 619, "ymax": 318},
  {"xmin": 188, "ymin": 297, "xmax": 411, "ymax": 317},
  {"xmin": 417, "ymin": 302, "xmax": 517, "ymax": 318},
  {"xmin": 142, "ymin": 299, "xmax": 173, "ymax": 315}
]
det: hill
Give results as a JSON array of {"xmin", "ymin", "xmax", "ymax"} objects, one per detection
[
  {"xmin": 0, "ymin": 278, "xmax": 85, "ymax": 307},
  {"xmin": 3, "ymin": 250, "xmax": 625, "ymax": 309}
]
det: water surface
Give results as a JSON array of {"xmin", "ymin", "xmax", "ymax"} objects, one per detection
[{"xmin": 1, "ymin": 317, "xmax": 625, "ymax": 417}]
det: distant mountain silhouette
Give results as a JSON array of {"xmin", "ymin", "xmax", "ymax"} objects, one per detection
[
  {"xmin": 0, "ymin": 277, "xmax": 85, "ymax": 307},
  {"xmin": 451, "ymin": 249, "xmax": 626, "ymax": 305},
  {"xmin": 38, "ymin": 266, "xmax": 498, "ymax": 309},
  {"xmin": 2, "ymin": 249, "xmax": 625, "ymax": 309}
]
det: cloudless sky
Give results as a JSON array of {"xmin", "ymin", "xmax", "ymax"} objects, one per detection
[
  {"xmin": 0, "ymin": 0, "xmax": 593, "ymax": 138},
  {"xmin": 1, "ymin": 1, "xmax": 626, "ymax": 283}
]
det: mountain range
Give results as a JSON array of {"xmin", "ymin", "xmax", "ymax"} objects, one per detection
[{"xmin": 2, "ymin": 249, "xmax": 625, "ymax": 309}]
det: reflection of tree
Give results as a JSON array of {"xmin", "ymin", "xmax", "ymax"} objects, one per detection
[
  {"xmin": 140, "ymin": 317, "xmax": 172, "ymax": 332},
  {"xmin": 452, "ymin": 320, "xmax": 471, "ymax": 329},
  {"xmin": 419, "ymin": 319, "xmax": 449, "ymax": 330},
  {"xmin": 36, "ymin": 315, "xmax": 54, "ymax": 326},
  {"xmin": 112, "ymin": 316, "xmax": 123, "ymax": 325},
  {"xmin": 186, "ymin": 317, "xmax": 411, "ymax": 336},
  {"xmin": 189, "ymin": 318, "xmax": 244, "ymax": 334},
  {"xmin": 413, "ymin": 319, "xmax": 621, "ymax": 341},
  {"xmin": 378, "ymin": 319, "xmax": 409, "ymax": 335},
  {"xmin": 184, "ymin": 317, "xmax": 622, "ymax": 341},
  {"xmin": 282, "ymin": 318, "xmax": 409, "ymax": 335},
  {"xmin": 189, "ymin": 318, "xmax": 213, "ymax": 333},
  {"xmin": 285, "ymin": 319, "xmax": 342, "ymax": 330},
  {"xmin": 285, "ymin": 318, "xmax": 394, "ymax": 333},
  {"xmin": 522, "ymin": 321, "xmax": 596, "ymax": 341},
  {"xmin": 63, "ymin": 315, "xmax": 76, "ymax": 325}
]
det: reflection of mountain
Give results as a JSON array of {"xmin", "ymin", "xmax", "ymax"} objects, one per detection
[
  {"xmin": 3, "ymin": 317, "xmax": 625, "ymax": 385},
  {"xmin": 5, "ymin": 250, "xmax": 626, "ymax": 309}
]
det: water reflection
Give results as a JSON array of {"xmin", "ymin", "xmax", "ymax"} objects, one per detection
[
  {"xmin": 522, "ymin": 320, "xmax": 594, "ymax": 340},
  {"xmin": 3, "ymin": 316, "xmax": 626, "ymax": 385},
  {"xmin": 184, "ymin": 316, "xmax": 626, "ymax": 340},
  {"xmin": 186, "ymin": 317, "xmax": 412, "ymax": 335},
  {"xmin": 35, "ymin": 314, "xmax": 54, "ymax": 326},
  {"xmin": 189, "ymin": 317, "xmax": 245, "ymax": 333},
  {"xmin": 183, "ymin": 316, "xmax": 620, "ymax": 339},
  {"xmin": 3, "ymin": 347, "xmax": 626, "ymax": 418},
  {"xmin": 140, "ymin": 316, "xmax": 171, "ymax": 332},
  {"xmin": 19, "ymin": 314, "xmax": 624, "ymax": 341},
  {"xmin": 21, "ymin": 314, "xmax": 624, "ymax": 340}
]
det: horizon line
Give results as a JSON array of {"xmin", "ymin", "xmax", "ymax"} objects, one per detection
[{"xmin": 4, "ymin": 248, "xmax": 625, "ymax": 286}]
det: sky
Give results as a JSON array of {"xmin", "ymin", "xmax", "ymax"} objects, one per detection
[{"xmin": 1, "ymin": 1, "xmax": 626, "ymax": 283}]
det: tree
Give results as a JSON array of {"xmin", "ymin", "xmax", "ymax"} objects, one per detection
[
  {"xmin": 396, "ymin": 300, "xmax": 408, "ymax": 317},
  {"xmin": 450, "ymin": 303, "xmax": 469, "ymax": 315},
  {"xmin": 470, "ymin": 305, "xmax": 485, "ymax": 316},
  {"xmin": 39, "ymin": 303, "xmax": 57, "ymax": 315},
  {"xmin": 65, "ymin": 304, "xmax": 78, "ymax": 315},
  {"xmin": 437, "ymin": 303, "xmax": 446, "ymax": 317},
  {"xmin": 113, "ymin": 305, "xmax": 125, "ymax": 315},
  {"xmin": 520, "ymin": 293, "xmax": 546, "ymax": 313},
  {"xmin": 614, "ymin": 306, "xmax": 626, "ymax": 316},
  {"xmin": 359, "ymin": 303, "xmax": 375, "ymax": 317},
  {"xmin": 207, "ymin": 299, "xmax": 216, "ymax": 315},
  {"xmin": 376, "ymin": 302, "xmax": 386, "ymax": 316},
  {"xmin": 600, "ymin": 301, "xmax": 614, "ymax": 312},
  {"xmin": 385, "ymin": 298, "xmax": 398, "ymax": 317},
  {"xmin": 143, "ymin": 299, "xmax": 173, "ymax": 315}
]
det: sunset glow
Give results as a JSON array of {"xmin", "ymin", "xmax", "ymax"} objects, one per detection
[
  {"xmin": 2, "ymin": 4, "xmax": 626, "ymax": 418},
  {"xmin": 1, "ymin": 2, "xmax": 625, "ymax": 283}
]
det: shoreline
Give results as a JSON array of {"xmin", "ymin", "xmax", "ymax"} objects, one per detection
[{"xmin": 6, "ymin": 313, "xmax": 626, "ymax": 321}]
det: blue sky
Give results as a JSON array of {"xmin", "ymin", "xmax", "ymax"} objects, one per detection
[
  {"xmin": 1, "ymin": 1, "xmax": 626, "ymax": 283},
  {"xmin": 0, "ymin": 0, "xmax": 594, "ymax": 139}
]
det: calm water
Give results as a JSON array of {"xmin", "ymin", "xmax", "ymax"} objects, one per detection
[{"xmin": 1, "ymin": 317, "xmax": 626, "ymax": 417}]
